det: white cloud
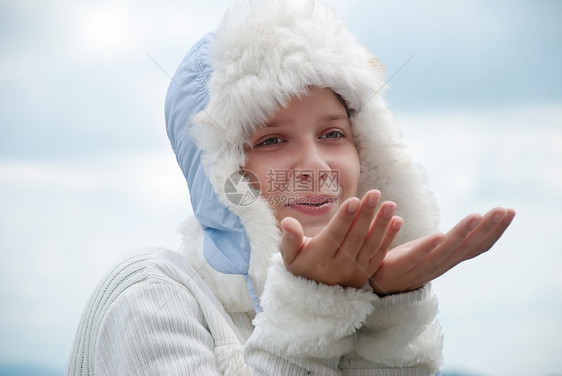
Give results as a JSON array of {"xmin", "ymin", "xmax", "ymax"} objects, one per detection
[
  {"xmin": 61, "ymin": 0, "xmax": 234, "ymax": 64},
  {"xmin": 397, "ymin": 103, "xmax": 562, "ymax": 212},
  {"xmin": 70, "ymin": 2, "xmax": 137, "ymax": 60}
]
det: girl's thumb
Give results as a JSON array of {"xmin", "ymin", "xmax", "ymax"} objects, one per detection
[{"xmin": 279, "ymin": 217, "xmax": 303, "ymax": 265}]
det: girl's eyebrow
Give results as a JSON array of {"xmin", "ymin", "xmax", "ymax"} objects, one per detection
[
  {"xmin": 263, "ymin": 114, "xmax": 350, "ymax": 128},
  {"xmin": 320, "ymin": 114, "xmax": 351, "ymax": 125},
  {"xmin": 263, "ymin": 119, "xmax": 293, "ymax": 128}
]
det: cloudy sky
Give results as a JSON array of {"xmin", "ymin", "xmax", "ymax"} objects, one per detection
[{"xmin": 1, "ymin": 1, "xmax": 561, "ymax": 375}]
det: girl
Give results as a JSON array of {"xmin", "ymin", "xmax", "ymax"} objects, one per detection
[{"xmin": 67, "ymin": 1, "xmax": 514, "ymax": 375}]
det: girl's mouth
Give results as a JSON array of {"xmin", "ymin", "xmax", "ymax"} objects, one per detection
[{"xmin": 287, "ymin": 196, "xmax": 337, "ymax": 216}]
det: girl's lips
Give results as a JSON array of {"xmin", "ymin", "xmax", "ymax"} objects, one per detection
[{"xmin": 287, "ymin": 197, "xmax": 337, "ymax": 216}]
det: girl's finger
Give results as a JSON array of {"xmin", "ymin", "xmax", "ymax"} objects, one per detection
[
  {"xmin": 379, "ymin": 216, "xmax": 403, "ymax": 253},
  {"xmin": 421, "ymin": 213, "xmax": 482, "ymax": 271},
  {"xmin": 336, "ymin": 190, "xmax": 381, "ymax": 260},
  {"xmin": 356, "ymin": 201, "xmax": 396, "ymax": 261},
  {"xmin": 449, "ymin": 207, "xmax": 506, "ymax": 262},
  {"xmin": 367, "ymin": 216, "xmax": 403, "ymax": 269},
  {"xmin": 463, "ymin": 208, "xmax": 515, "ymax": 261},
  {"xmin": 317, "ymin": 197, "xmax": 361, "ymax": 252},
  {"xmin": 430, "ymin": 208, "xmax": 514, "ymax": 279},
  {"xmin": 279, "ymin": 217, "xmax": 304, "ymax": 266}
]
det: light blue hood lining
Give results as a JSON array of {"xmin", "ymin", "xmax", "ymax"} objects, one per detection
[{"xmin": 164, "ymin": 32, "xmax": 262, "ymax": 313}]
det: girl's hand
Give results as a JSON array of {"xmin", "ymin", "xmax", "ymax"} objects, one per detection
[
  {"xmin": 279, "ymin": 190, "xmax": 403, "ymax": 288},
  {"xmin": 369, "ymin": 207, "xmax": 516, "ymax": 295}
]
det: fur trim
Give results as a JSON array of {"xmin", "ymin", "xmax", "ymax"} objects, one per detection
[
  {"xmin": 354, "ymin": 285, "xmax": 444, "ymax": 368},
  {"xmin": 214, "ymin": 343, "xmax": 252, "ymax": 376},
  {"xmin": 252, "ymin": 254, "xmax": 377, "ymax": 358}
]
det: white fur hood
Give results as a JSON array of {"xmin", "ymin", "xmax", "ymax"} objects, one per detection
[{"xmin": 165, "ymin": 0, "xmax": 439, "ymax": 313}]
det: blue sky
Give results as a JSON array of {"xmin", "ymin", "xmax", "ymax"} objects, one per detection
[{"xmin": 1, "ymin": 1, "xmax": 561, "ymax": 375}]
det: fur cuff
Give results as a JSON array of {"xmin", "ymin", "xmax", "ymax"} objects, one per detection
[
  {"xmin": 354, "ymin": 285, "xmax": 444, "ymax": 368},
  {"xmin": 253, "ymin": 254, "xmax": 377, "ymax": 358},
  {"xmin": 214, "ymin": 343, "xmax": 252, "ymax": 376}
]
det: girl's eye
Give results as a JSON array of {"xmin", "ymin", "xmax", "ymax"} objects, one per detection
[
  {"xmin": 320, "ymin": 130, "xmax": 344, "ymax": 139},
  {"xmin": 258, "ymin": 137, "xmax": 283, "ymax": 146}
]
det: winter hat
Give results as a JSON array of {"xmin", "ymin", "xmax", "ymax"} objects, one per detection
[{"xmin": 165, "ymin": 0, "xmax": 438, "ymax": 313}]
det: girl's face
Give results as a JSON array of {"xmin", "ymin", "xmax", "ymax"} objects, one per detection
[{"xmin": 244, "ymin": 87, "xmax": 360, "ymax": 237}]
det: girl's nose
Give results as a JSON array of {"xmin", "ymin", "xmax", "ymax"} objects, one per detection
[{"xmin": 292, "ymin": 140, "xmax": 331, "ymax": 180}]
